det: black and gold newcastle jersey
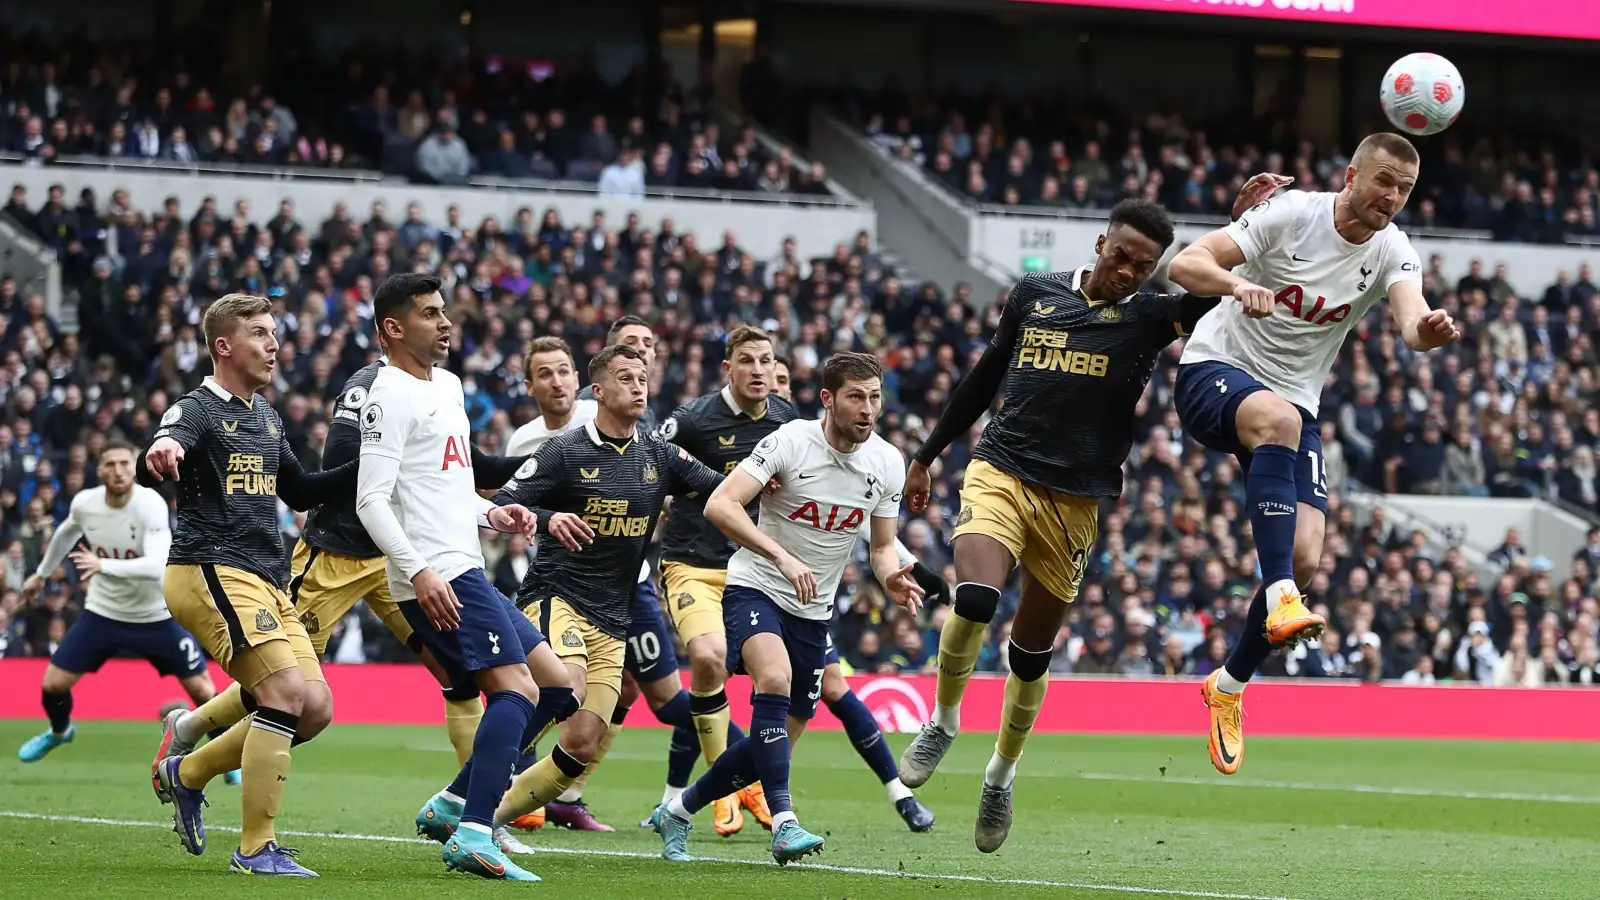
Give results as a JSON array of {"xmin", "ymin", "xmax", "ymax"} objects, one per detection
[
  {"xmin": 916, "ymin": 268, "xmax": 1220, "ymax": 498},
  {"xmin": 301, "ymin": 360, "xmax": 529, "ymax": 559},
  {"xmin": 494, "ymin": 422, "xmax": 723, "ymax": 638},
  {"xmin": 141, "ymin": 378, "xmax": 358, "ymax": 586},
  {"xmin": 658, "ymin": 386, "xmax": 798, "ymax": 569}
]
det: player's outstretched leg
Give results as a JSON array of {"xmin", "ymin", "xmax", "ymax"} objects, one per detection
[
  {"xmin": 19, "ymin": 666, "xmax": 80, "ymax": 762},
  {"xmin": 546, "ymin": 678, "xmax": 631, "ymax": 833},
  {"xmin": 901, "ymin": 580, "xmax": 1002, "ymax": 787},
  {"xmin": 824, "ymin": 672, "xmax": 933, "ymax": 832},
  {"xmin": 976, "ymin": 640, "xmax": 1051, "ymax": 853},
  {"xmin": 642, "ymin": 687, "xmax": 748, "ymax": 827},
  {"xmin": 155, "ymin": 683, "xmax": 250, "ymax": 800}
]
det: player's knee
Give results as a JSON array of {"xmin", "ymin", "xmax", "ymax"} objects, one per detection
[
  {"xmin": 252, "ymin": 671, "xmax": 307, "ymax": 716},
  {"xmin": 618, "ymin": 673, "xmax": 642, "ymax": 709},
  {"xmin": 1240, "ymin": 399, "xmax": 1301, "ymax": 449},
  {"xmin": 1007, "ymin": 640, "xmax": 1053, "ymax": 682},
  {"xmin": 953, "ymin": 582, "xmax": 1002, "ymax": 625},
  {"xmin": 754, "ymin": 670, "xmax": 791, "ymax": 697},
  {"xmin": 296, "ymin": 684, "xmax": 334, "ymax": 740},
  {"xmin": 688, "ymin": 651, "xmax": 725, "ymax": 689},
  {"xmin": 820, "ymin": 667, "xmax": 848, "ymax": 704},
  {"xmin": 40, "ymin": 667, "xmax": 75, "ymax": 693}
]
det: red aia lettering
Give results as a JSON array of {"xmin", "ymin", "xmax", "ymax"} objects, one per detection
[
  {"xmin": 94, "ymin": 547, "xmax": 140, "ymax": 559},
  {"xmin": 1274, "ymin": 285, "xmax": 1351, "ymax": 326},
  {"xmin": 441, "ymin": 435, "xmax": 473, "ymax": 470},
  {"xmin": 788, "ymin": 501, "xmax": 866, "ymax": 532}
]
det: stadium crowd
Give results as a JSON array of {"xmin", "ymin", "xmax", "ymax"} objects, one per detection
[
  {"xmin": 852, "ymin": 98, "xmax": 1600, "ymax": 244},
  {"xmin": 2, "ymin": 172, "xmax": 1600, "ymax": 689},
  {"xmin": 0, "ymin": 32, "xmax": 833, "ymax": 196}
]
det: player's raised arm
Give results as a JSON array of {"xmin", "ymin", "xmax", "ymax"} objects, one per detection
[
  {"xmin": 140, "ymin": 398, "xmax": 207, "ymax": 484},
  {"xmin": 95, "ymin": 494, "xmax": 170, "ymax": 582},
  {"xmin": 1169, "ymin": 191, "xmax": 1305, "ymax": 318},
  {"xmin": 1387, "ymin": 264, "xmax": 1461, "ymax": 351},
  {"xmin": 907, "ymin": 278, "xmax": 1029, "ymax": 511}
]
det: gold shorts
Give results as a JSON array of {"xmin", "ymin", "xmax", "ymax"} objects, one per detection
[
  {"xmin": 661, "ymin": 563, "xmax": 727, "ymax": 644},
  {"xmin": 952, "ymin": 459, "xmax": 1100, "ymax": 603},
  {"xmin": 539, "ymin": 596, "xmax": 625, "ymax": 722},
  {"xmin": 164, "ymin": 563, "xmax": 325, "ymax": 690},
  {"xmin": 287, "ymin": 538, "xmax": 409, "ymax": 656}
]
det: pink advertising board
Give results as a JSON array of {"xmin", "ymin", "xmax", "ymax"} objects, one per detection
[{"xmin": 1013, "ymin": 0, "xmax": 1600, "ymax": 42}]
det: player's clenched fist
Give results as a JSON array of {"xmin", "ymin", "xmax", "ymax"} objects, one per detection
[
  {"xmin": 545, "ymin": 511, "xmax": 595, "ymax": 552},
  {"xmin": 904, "ymin": 460, "xmax": 932, "ymax": 514},
  {"xmin": 1233, "ymin": 282, "xmax": 1275, "ymax": 319},
  {"xmin": 145, "ymin": 437, "xmax": 185, "ymax": 481},
  {"xmin": 1414, "ymin": 308, "xmax": 1462, "ymax": 349}
]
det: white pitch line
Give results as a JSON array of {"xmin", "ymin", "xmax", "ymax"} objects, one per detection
[
  {"xmin": 1075, "ymin": 772, "xmax": 1600, "ymax": 805},
  {"xmin": 0, "ymin": 810, "xmax": 1300, "ymax": 900}
]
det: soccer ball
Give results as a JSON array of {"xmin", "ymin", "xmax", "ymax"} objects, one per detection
[{"xmin": 1379, "ymin": 53, "xmax": 1464, "ymax": 136}]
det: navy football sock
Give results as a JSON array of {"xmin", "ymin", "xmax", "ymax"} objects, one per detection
[
  {"xmin": 831, "ymin": 689, "xmax": 898, "ymax": 784},
  {"xmin": 42, "ymin": 689, "xmax": 72, "ymax": 735},
  {"xmin": 461, "ymin": 690, "xmax": 535, "ymax": 828},
  {"xmin": 524, "ymin": 685, "xmax": 576, "ymax": 746},
  {"xmin": 655, "ymin": 690, "xmax": 700, "ymax": 788},
  {"xmin": 680, "ymin": 737, "xmax": 755, "ymax": 814},
  {"xmin": 446, "ymin": 758, "xmax": 474, "ymax": 798},
  {"xmin": 1224, "ymin": 587, "xmax": 1273, "ymax": 684},
  {"xmin": 747, "ymin": 692, "xmax": 793, "ymax": 816},
  {"xmin": 1247, "ymin": 444, "xmax": 1299, "ymax": 586}
]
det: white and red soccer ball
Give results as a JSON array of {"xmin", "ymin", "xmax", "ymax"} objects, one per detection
[{"xmin": 1380, "ymin": 53, "xmax": 1465, "ymax": 137}]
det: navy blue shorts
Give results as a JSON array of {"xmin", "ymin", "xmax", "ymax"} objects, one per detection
[
  {"xmin": 823, "ymin": 628, "xmax": 840, "ymax": 667},
  {"xmin": 52, "ymin": 610, "xmax": 209, "ymax": 678},
  {"xmin": 722, "ymin": 585, "xmax": 831, "ymax": 721},
  {"xmin": 1174, "ymin": 360, "xmax": 1329, "ymax": 513},
  {"xmin": 401, "ymin": 569, "xmax": 546, "ymax": 689},
  {"xmin": 625, "ymin": 577, "xmax": 680, "ymax": 682}
]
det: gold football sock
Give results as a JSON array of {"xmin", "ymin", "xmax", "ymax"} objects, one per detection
[
  {"xmin": 560, "ymin": 721, "xmax": 623, "ymax": 801},
  {"xmin": 690, "ymin": 689, "xmax": 731, "ymax": 765},
  {"xmin": 495, "ymin": 744, "xmax": 586, "ymax": 824},
  {"xmin": 935, "ymin": 611, "xmax": 987, "ymax": 709},
  {"xmin": 177, "ymin": 716, "xmax": 250, "ymax": 789},
  {"xmin": 238, "ymin": 708, "xmax": 298, "ymax": 856},
  {"xmin": 443, "ymin": 696, "xmax": 484, "ymax": 768},
  {"xmin": 994, "ymin": 671, "xmax": 1048, "ymax": 763},
  {"xmin": 183, "ymin": 683, "xmax": 248, "ymax": 741}
]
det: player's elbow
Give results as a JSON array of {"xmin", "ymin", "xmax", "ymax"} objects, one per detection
[{"xmin": 1167, "ymin": 245, "xmax": 1211, "ymax": 286}]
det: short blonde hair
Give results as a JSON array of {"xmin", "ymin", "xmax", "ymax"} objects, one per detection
[{"xmin": 202, "ymin": 293, "xmax": 272, "ymax": 357}]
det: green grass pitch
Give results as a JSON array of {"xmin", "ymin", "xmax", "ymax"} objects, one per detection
[{"xmin": 2, "ymin": 720, "xmax": 1597, "ymax": 899}]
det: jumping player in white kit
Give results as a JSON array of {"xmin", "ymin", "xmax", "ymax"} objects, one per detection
[
  {"xmin": 1167, "ymin": 133, "xmax": 1461, "ymax": 775},
  {"xmin": 16, "ymin": 439, "xmax": 225, "ymax": 763}
]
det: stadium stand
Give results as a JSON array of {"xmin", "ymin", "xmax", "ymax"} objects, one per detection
[
  {"xmin": 3, "ymin": 174, "xmax": 1598, "ymax": 692},
  {"xmin": 0, "ymin": 32, "xmax": 832, "ymax": 195},
  {"xmin": 848, "ymin": 94, "xmax": 1600, "ymax": 243}
]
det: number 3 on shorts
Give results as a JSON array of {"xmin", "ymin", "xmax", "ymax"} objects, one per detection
[{"xmin": 807, "ymin": 667, "xmax": 825, "ymax": 701}]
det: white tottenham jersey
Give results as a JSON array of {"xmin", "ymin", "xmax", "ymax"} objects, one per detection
[
  {"xmin": 1180, "ymin": 190, "xmax": 1422, "ymax": 415},
  {"xmin": 728, "ymin": 419, "xmax": 906, "ymax": 620},
  {"xmin": 506, "ymin": 399, "xmax": 651, "ymax": 585},
  {"xmin": 506, "ymin": 399, "xmax": 598, "ymax": 455},
  {"xmin": 35, "ymin": 485, "xmax": 171, "ymax": 623},
  {"xmin": 357, "ymin": 365, "xmax": 492, "ymax": 600}
]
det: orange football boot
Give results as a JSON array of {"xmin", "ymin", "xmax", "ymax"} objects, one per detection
[
  {"xmin": 712, "ymin": 795, "xmax": 744, "ymax": 836},
  {"xmin": 509, "ymin": 807, "xmax": 546, "ymax": 831},
  {"xmin": 738, "ymin": 783, "xmax": 773, "ymax": 831},
  {"xmin": 1264, "ymin": 590, "xmax": 1325, "ymax": 648},
  {"xmin": 1201, "ymin": 670, "xmax": 1245, "ymax": 775}
]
